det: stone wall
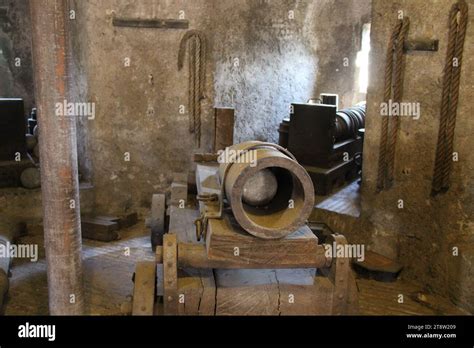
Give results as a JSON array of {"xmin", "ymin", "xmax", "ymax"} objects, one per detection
[
  {"xmin": 214, "ymin": 0, "xmax": 371, "ymax": 143},
  {"xmin": 0, "ymin": 0, "xmax": 34, "ymax": 111},
  {"xmin": 75, "ymin": 0, "xmax": 370, "ymax": 214},
  {"xmin": 362, "ymin": 0, "xmax": 474, "ymax": 312},
  {"xmin": 72, "ymin": 0, "xmax": 216, "ymax": 214}
]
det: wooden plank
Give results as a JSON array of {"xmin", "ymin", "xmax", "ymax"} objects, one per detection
[
  {"xmin": 176, "ymin": 268, "xmax": 216, "ymax": 315},
  {"xmin": 119, "ymin": 212, "xmax": 138, "ymax": 228},
  {"xmin": 150, "ymin": 194, "xmax": 166, "ymax": 248},
  {"xmin": 112, "ymin": 18, "xmax": 189, "ymax": 29},
  {"xmin": 199, "ymin": 270, "xmax": 216, "ymax": 315},
  {"xmin": 166, "ymin": 183, "xmax": 217, "ymax": 315},
  {"xmin": 92, "ymin": 213, "xmax": 137, "ymax": 229},
  {"xmin": 168, "ymin": 176, "xmax": 197, "ymax": 244},
  {"xmin": 279, "ymin": 277, "xmax": 334, "ymax": 315},
  {"xmin": 157, "ymin": 243, "xmax": 327, "ymax": 269},
  {"xmin": 214, "ymin": 269, "xmax": 334, "ymax": 315},
  {"xmin": 206, "ymin": 215, "xmax": 324, "ymax": 268},
  {"xmin": 163, "ymin": 234, "xmax": 178, "ymax": 315},
  {"xmin": 216, "ymin": 283, "xmax": 279, "ymax": 315},
  {"xmin": 169, "ymin": 195, "xmax": 217, "ymax": 313},
  {"xmin": 168, "ymin": 206, "xmax": 199, "ymax": 243},
  {"xmin": 214, "ymin": 108, "xmax": 235, "ymax": 152},
  {"xmin": 353, "ymin": 250, "xmax": 403, "ymax": 282},
  {"xmin": 194, "ymin": 153, "xmax": 219, "ymax": 163},
  {"xmin": 132, "ymin": 261, "xmax": 156, "ymax": 315},
  {"xmin": 177, "ymin": 269, "xmax": 202, "ymax": 315},
  {"xmin": 81, "ymin": 218, "xmax": 119, "ymax": 242},
  {"xmin": 318, "ymin": 235, "xmax": 358, "ymax": 315}
]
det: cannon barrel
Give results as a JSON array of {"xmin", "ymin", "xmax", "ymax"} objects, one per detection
[{"xmin": 218, "ymin": 141, "xmax": 315, "ymax": 240}]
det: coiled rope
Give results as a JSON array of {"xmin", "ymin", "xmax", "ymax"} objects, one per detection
[
  {"xmin": 178, "ymin": 30, "xmax": 207, "ymax": 147},
  {"xmin": 376, "ymin": 17, "xmax": 410, "ymax": 192},
  {"xmin": 432, "ymin": 0, "xmax": 468, "ymax": 196}
]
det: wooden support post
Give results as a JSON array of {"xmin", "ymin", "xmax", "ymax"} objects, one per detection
[
  {"xmin": 30, "ymin": 0, "xmax": 84, "ymax": 314},
  {"xmin": 324, "ymin": 234, "xmax": 357, "ymax": 315},
  {"xmin": 163, "ymin": 234, "xmax": 178, "ymax": 315}
]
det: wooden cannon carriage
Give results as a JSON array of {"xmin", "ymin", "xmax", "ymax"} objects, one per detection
[{"xmin": 132, "ymin": 161, "xmax": 358, "ymax": 315}]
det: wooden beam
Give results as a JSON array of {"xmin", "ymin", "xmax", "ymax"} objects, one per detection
[
  {"xmin": 213, "ymin": 269, "xmax": 335, "ymax": 315},
  {"xmin": 214, "ymin": 108, "xmax": 234, "ymax": 152},
  {"xmin": 165, "ymin": 174, "xmax": 217, "ymax": 315},
  {"xmin": 193, "ymin": 153, "xmax": 219, "ymax": 163},
  {"xmin": 205, "ymin": 215, "xmax": 327, "ymax": 268},
  {"xmin": 30, "ymin": 0, "xmax": 84, "ymax": 315},
  {"xmin": 112, "ymin": 18, "xmax": 189, "ymax": 29},
  {"xmin": 163, "ymin": 234, "xmax": 178, "ymax": 315},
  {"xmin": 81, "ymin": 217, "xmax": 119, "ymax": 242},
  {"xmin": 156, "ymin": 242, "xmax": 329, "ymax": 269},
  {"xmin": 132, "ymin": 262, "xmax": 156, "ymax": 315}
]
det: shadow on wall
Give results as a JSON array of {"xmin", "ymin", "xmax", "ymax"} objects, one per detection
[{"xmin": 0, "ymin": 33, "xmax": 14, "ymax": 96}]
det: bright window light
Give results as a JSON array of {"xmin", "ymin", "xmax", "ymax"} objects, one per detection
[{"xmin": 356, "ymin": 23, "xmax": 371, "ymax": 93}]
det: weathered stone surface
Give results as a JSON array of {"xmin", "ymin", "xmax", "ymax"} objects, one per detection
[
  {"xmin": 66, "ymin": 0, "xmax": 369, "ymax": 216},
  {"xmin": 213, "ymin": 0, "xmax": 371, "ymax": 144},
  {"xmin": 1, "ymin": 0, "xmax": 370, "ymax": 218},
  {"xmin": 361, "ymin": 0, "xmax": 474, "ymax": 312},
  {"xmin": 0, "ymin": 0, "xmax": 35, "ymax": 111}
]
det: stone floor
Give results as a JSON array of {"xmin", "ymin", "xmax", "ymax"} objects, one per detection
[
  {"xmin": 3, "ymin": 220, "xmax": 467, "ymax": 316},
  {"xmin": 5, "ymin": 223, "xmax": 154, "ymax": 315}
]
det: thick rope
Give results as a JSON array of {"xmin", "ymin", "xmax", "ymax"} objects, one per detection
[
  {"xmin": 432, "ymin": 0, "xmax": 468, "ymax": 195},
  {"xmin": 376, "ymin": 22, "xmax": 400, "ymax": 191},
  {"xmin": 386, "ymin": 18, "xmax": 410, "ymax": 186},
  {"xmin": 376, "ymin": 18, "xmax": 410, "ymax": 191},
  {"xmin": 189, "ymin": 38, "xmax": 196, "ymax": 133},
  {"xmin": 178, "ymin": 30, "xmax": 207, "ymax": 147},
  {"xmin": 194, "ymin": 37, "xmax": 202, "ymax": 147}
]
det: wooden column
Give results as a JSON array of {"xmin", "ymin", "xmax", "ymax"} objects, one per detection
[
  {"xmin": 214, "ymin": 108, "xmax": 234, "ymax": 152},
  {"xmin": 30, "ymin": 0, "xmax": 84, "ymax": 314}
]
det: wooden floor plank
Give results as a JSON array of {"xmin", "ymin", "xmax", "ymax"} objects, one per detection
[
  {"xmin": 4, "ymin": 223, "xmax": 467, "ymax": 316},
  {"xmin": 132, "ymin": 261, "xmax": 156, "ymax": 315}
]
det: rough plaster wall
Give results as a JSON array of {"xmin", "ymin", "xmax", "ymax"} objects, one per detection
[
  {"xmin": 76, "ymin": 0, "xmax": 370, "ymax": 214},
  {"xmin": 362, "ymin": 0, "xmax": 474, "ymax": 312},
  {"xmin": 1, "ymin": 1, "xmax": 371, "ymax": 219},
  {"xmin": 0, "ymin": 0, "xmax": 34, "ymax": 111},
  {"xmin": 213, "ymin": 0, "xmax": 371, "ymax": 143},
  {"xmin": 77, "ymin": 0, "xmax": 215, "ymax": 214},
  {"xmin": 312, "ymin": 0, "xmax": 372, "ymax": 107},
  {"xmin": 0, "ymin": 0, "xmax": 93, "ymax": 222},
  {"xmin": 213, "ymin": 0, "xmax": 318, "ymax": 144}
]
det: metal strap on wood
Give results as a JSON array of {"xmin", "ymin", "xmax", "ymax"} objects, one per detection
[{"xmin": 163, "ymin": 234, "xmax": 178, "ymax": 315}]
